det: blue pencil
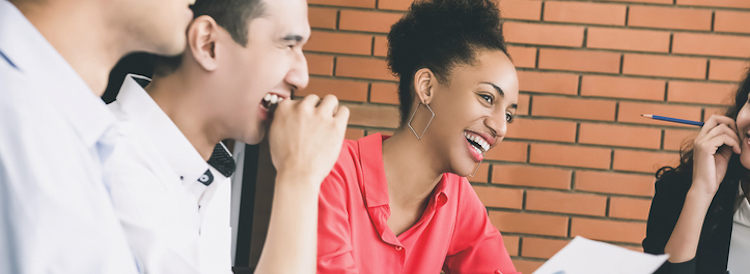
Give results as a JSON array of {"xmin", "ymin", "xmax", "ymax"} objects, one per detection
[{"xmin": 641, "ymin": 114, "xmax": 705, "ymax": 127}]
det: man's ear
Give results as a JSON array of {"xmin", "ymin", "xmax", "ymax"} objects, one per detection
[
  {"xmin": 187, "ymin": 15, "xmax": 219, "ymax": 71},
  {"xmin": 412, "ymin": 68, "xmax": 437, "ymax": 105}
]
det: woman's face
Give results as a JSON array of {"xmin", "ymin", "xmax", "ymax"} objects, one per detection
[
  {"xmin": 420, "ymin": 49, "xmax": 519, "ymax": 176},
  {"xmin": 735, "ymin": 95, "xmax": 750, "ymax": 168}
]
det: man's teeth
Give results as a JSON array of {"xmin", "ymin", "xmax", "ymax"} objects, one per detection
[
  {"xmin": 263, "ymin": 94, "xmax": 284, "ymax": 105},
  {"xmin": 464, "ymin": 132, "xmax": 490, "ymax": 152}
]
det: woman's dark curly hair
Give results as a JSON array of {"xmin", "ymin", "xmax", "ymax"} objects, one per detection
[{"xmin": 386, "ymin": 0, "xmax": 509, "ymax": 125}]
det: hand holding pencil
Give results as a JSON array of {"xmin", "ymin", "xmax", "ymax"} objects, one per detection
[{"xmin": 690, "ymin": 115, "xmax": 741, "ymax": 196}]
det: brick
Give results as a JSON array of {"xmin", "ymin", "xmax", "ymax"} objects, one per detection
[
  {"xmin": 539, "ymin": 49, "xmax": 621, "ymax": 74},
  {"xmin": 581, "ymin": 75, "xmax": 665, "ymax": 101},
  {"xmin": 339, "ymin": 10, "xmax": 402, "ymax": 33},
  {"xmin": 305, "ymin": 31, "xmax": 372, "ymax": 55},
  {"xmin": 489, "ymin": 211, "xmax": 569, "ymax": 237},
  {"xmin": 571, "ymin": 218, "xmax": 646, "ymax": 244},
  {"xmin": 308, "ymin": 0, "xmax": 375, "ymax": 8},
  {"xmin": 369, "ymin": 82, "xmax": 399, "ymax": 105},
  {"xmin": 503, "ymin": 235, "xmax": 520, "ymax": 257},
  {"xmin": 610, "ymin": 197, "xmax": 652, "ymax": 220},
  {"xmin": 366, "ymin": 129, "xmax": 394, "ymax": 137},
  {"xmin": 517, "ymin": 71, "xmax": 579, "ymax": 95},
  {"xmin": 531, "ymin": 96, "xmax": 617, "ymax": 121},
  {"xmin": 473, "ymin": 185, "xmax": 524, "ymax": 209},
  {"xmin": 373, "ymin": 36, "xmax": 388, "ymax": 57},
  {"xmin": 575, "ymin": 170, "xmax": 655, "ymax": 197},
  {"xmin": 505, "ymin": 118, "xmax": 577, "ymax": 143},
  {"xmin": 512, "ymin": 259, "xmax": 544, "ymax": 274},
  {"xmin": 529, "ymin": 143, "xmax": 612, "ymax": 169},
  {"xmin": 468, "ymin": 163, "xmax": 491, "ymax": 184},
  {"xmin": 596, "ymin": 0, "xmax": 671, "ymax": 3},
  {"xmin": 345, "ymin": 103, "xmax": 400, "ymax": 128},
  {"xmin": 667, "ymin": 81, "xmax": 737, "ymax": 105},
  {"xmin": 521, "ymin": 237, "xmax": 570, "ymax": 259},
  {"xmin": 305, "ymin": 53, "xmax": 334, "ymax": 76},
  {"xmin": 516, "ymin": 93, "xmax": 530, "ymax": 116},
  {"xmin": 613, "ymin": 150, "xmax": 680, "ymax": 173},
  {"xmin": 335, "ymin": 57, "xmax": 396, "ymax": 81},
  {"xmin": 504, "ymin": 22, "xmax": 584, "ymax": 47},
  {"xmin": 507, "ymin": 46, "xmax": 536, "ymax": 69},
  {"xmin": 526, "ymin": 190, "xmax": 607, "ymax": 216},
  {"xmin": 543, "ymin": 1, "xmax": 626, "ymax": 26},
  {"xmin": 676, "ymin": 0, "xmax": 750, "ymax": 9},
  {"xmin": 617, "ymin": 101, "xmax": 703, "ymax": 127},
  {"xmin": 500, "ymin": 0, "xmax": 542, "ymax": 21},
  {"xmin": 628, "ymin": 5, "xmax": 712, "ymax": 31},
  {"xmin": 664, "ymin": 128, "xmax": 698, "ymax": 151},
  {"xmin": 308, "ymin": 7, "xmax": 337, "ymax": 29},
  {"xmin": 622, "ymin": 54, "xmax": 706, "ymax": 80},
  {"xmin": 715, "ymin": 10, "xmax": 750, "ymax": 34},
  {"xmin": 345, "ymin": 128, "xmax": 365, "ymax": 140},
  {"xmin": 299, "ymin": 77, "xmax": 368, "ymax": 102},
  {"xmin": 579, "ymin": 123, "xmax": 662, "ymax": 149},
  {"xmin": 485, "ymin": 140, "xmax": 528, "ymax": 162},
  {"xmin": 492, "ymin": 164, "xmax": 572, "ymax": 190},
  {"xmin": 587, "ymin": 27, "xmax": 670, "ymax": 53},
  {"xmin": 709, "ymin": 59, "xmax": 749, "ymax": 82},
  {"xmin": 377, "ymin": 0, "xmax": 411, "ymax": 11},
  {"xmin": 673, "ymin": 33, "xmax": 750, "ymax": 58}
]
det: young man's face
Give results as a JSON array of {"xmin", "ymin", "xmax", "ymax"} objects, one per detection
[
  {"xmin": 215, "ymin": 0, "xmax": 310, "ymax": 144},
  {"xmin": 116, "ymin": 0, "xmax": 195, "ymax": 55}
]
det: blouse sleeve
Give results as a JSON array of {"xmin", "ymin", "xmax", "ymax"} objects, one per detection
[
  {"xmin": 317, "ymin": 163, "xmax": 359, "ymax": 274},
  {"xmin": 642, "ymin": 170, "xmax": 696, "ymax": 274},
  {"xmin": 443, "ymin": 178, "xmax": 520, "ymax": 274}
]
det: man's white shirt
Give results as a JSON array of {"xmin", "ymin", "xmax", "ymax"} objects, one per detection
[
  {"xmin": 0, "ymin": 1, "xmax": 139, "ymax": 273},
  {"xmin": 106, "ymin": 74, "xmax": 234, "ymax": 274}
]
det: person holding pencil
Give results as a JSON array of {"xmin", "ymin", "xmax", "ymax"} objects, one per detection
[{"xmin": 643, "ymin": 68, "xmax": 750, "ymax": 274}]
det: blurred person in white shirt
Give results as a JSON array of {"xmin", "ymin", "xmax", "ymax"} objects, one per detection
[{"xmin": 0, "ymin": 0, "xmax": 195, "ymax": 273}]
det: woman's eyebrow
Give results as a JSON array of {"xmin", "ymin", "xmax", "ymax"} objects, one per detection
[{"xmin": 480, "ymin": 81, "xmax": 505, "ymax": 97}]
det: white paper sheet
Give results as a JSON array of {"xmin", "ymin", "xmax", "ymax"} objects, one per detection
[{"xmin": 532, "ymin": 236, "xmax": 669, "ymax": 274}]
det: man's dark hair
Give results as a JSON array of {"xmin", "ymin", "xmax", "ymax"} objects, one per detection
[
  {"xmin": 387, "ymin": 0, "xmax": 509, "ymax": 124},
  {"xmin": 153, "ymin": 0, "xmax": 265, "ymax": 77}
]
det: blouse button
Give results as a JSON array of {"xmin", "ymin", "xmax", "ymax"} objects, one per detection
[
  {"xmin": 395, "ymin": 246, "xmax": 403, "ymax": 251},
  {"xmin": 495, "ymin": 270, "xmax": 503, "ymax": 274}
]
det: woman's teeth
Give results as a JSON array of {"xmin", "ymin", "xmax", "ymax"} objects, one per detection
[
  {"xmin": 464, "ymin": 132, "xmax": 489, "ymax": 152},
  {"xmin": 263, "ymin": 93, "xmax": 284, "ymax": 106}
]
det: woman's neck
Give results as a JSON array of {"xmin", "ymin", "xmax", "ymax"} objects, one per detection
[{"xmin": 382, "ymin": 128, "xmax": 445, "ymax": 208}]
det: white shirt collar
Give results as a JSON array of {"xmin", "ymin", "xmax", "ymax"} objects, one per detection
[
  {"xmin": 0, "ymin": 1, "xmax": 116, "ymax": 148},
  {"xmin": 111, "ymin": 74, "xmax": 209, "ymax": 184}
]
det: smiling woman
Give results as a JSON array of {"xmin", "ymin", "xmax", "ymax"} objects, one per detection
[{"xmin": 315, "ymin": 0, "xmax": 520, "ymax": 273}]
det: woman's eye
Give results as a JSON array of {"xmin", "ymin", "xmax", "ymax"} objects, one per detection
[
  {"xmin": 505, "ymin": 113, "xmax": 515, "ymax": 123},
  {"xmin": 480, "ymin": 94, "xmax": 493, "ymax": 104}
]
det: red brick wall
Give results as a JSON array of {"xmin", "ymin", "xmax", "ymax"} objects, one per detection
[{"xmin": 302, "ymin": 0, "xmax": 750, "ymax": 272}]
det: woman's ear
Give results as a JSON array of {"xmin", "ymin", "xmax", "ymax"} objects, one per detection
[
  {"xmin": 412, "ymin": 68, "xmax": 436, "ymax": 105},
  {"xmin": 186, "ymin": 15, "xmax": 219, "ymax": 71}
]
